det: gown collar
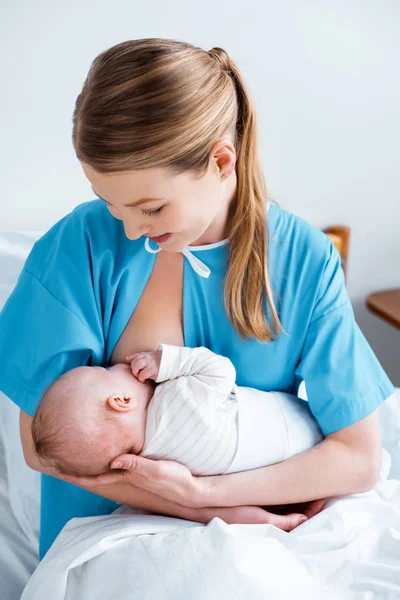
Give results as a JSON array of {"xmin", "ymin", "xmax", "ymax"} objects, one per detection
[{"xmin": 144, "ymin": 236, "xmax": 228, "ymax": 278}]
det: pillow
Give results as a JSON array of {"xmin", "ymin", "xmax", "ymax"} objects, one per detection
[{"xmin": 0, "ymin": 230, "xmax": 44, "ymax": 548}]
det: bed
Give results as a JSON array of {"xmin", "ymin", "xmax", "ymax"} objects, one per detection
[{"xmin": 1, "ymin": 230, "xmax": 400, "ymax": 599}]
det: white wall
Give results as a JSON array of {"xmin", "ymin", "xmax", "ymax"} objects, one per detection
[{"xmin": 1, "ymin": 0, "xmax": 399, "ymax": 383}]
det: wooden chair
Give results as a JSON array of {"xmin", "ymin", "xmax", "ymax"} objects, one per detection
[
  {"xmin": 323, "ymin": 225, "xmax": 351, "ymax": 281},
  {"xmin": 366, "ymin": 290, "xmax": 400, "ymax": 330},
  {"xmin": 322, "ymin": 226, "xmax": 399, "ymax": 329}
]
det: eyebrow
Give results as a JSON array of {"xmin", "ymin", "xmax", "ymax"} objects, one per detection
[{"xmin": 91, "ymin": 185, "xmax": 165, "ymax": 207}]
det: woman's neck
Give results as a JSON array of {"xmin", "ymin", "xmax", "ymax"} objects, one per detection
[{"xmin": 191, "ymin": 171, "xmax": 237, "ymax": 246}]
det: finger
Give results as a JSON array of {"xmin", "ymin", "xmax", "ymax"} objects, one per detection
[
  {"xmin": 127, "ymin": 353, "xmax": 149, "ymax": 362},
  {"xmin": 264, "ymin": 512, "xmax": 308, "ymax": 532},
  {"xmin": 135, "ymin": 369, "xmax": 146, "ymax": 382},
  {"xmin": 110, "ymin": 454, "xmax": 141, "ymax": 470},
  {"xmin": 126, "ymin": 352, "xmax": 146, "ymax": 360},
  {"xmin": 138, "ymin": 369, "xmax": 149, "ymax": 382},
  {"xmin": 130, "ymin": 357, "xmax": 148, "ymax": 370},
  {"xmin": 303, "ymin": 498, "xmax": 327, "ymax": 519},
  {"xmin": 130, "ymin": 360, "xmax": 148, "ymax": 378},
  {"xmin": 139, "ymin": 367, "xmax": 156, "ymax": 382},
  {"xmin": 110, "ymin": 454, "xmax": 159, "ymax": 477}
]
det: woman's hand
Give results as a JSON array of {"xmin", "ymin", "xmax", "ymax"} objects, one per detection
[{"xmin": 61, "ymin": 454, "xmax": 199, "ymax": 507}]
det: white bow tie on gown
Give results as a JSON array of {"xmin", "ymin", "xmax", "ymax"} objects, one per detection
[{"xmin": 144, "ymin": 237, "xmax": 229, "ymax": 279}]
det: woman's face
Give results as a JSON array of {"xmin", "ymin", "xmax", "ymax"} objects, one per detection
[{"xmin": 79, "ymin": 139, "xmax": 237, "ymax": 249}]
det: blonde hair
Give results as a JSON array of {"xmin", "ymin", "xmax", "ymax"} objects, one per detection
[{"xmin": 72, "ymin": 38, "xmax": 283, "ymax": 342}]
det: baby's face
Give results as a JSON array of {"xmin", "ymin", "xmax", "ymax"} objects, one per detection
[{"xmin": 37, "ymin": 363, "xmax": 155, "ymax": 476}]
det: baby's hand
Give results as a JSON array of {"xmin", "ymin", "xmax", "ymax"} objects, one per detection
[{"xmin": 126, "ymin": 349, "xmax": 162, "ymax": 382}]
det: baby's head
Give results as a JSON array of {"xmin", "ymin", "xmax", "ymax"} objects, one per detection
[{"xmin": 31, "ymin": 363, "xmax": 155, "ymax": 477}]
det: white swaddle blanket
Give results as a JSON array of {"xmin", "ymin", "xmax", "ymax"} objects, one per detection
[
  {"xmin": 228, "ymin": 388, "xmax": 323, "ymax": 473},
  {"xmin": 139, "ymin": 344, "xmax": 323, "ymax": 475}
]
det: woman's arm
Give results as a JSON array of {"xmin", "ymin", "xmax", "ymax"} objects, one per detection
[
  {"xmin": 19, "ymin": 410, "xmax": 310, "ymax": 530},
  {"xmin": 43, "ymin": 411, "xmax": 381, "ymax": 515},
  {"xmin": 198, "ymin": 411, "xmax": 382, "ymax": 508}
]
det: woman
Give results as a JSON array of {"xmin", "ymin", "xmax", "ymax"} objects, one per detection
[{"xmin": 0, "ymin": 38, "xmax": 394, "ymax": 560}]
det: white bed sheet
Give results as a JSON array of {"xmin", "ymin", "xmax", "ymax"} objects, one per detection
[
  {"xmin": 13, "ymin": 456, "xmax": 400, "ymax": 600},
  {"xmin": 0, "ymin": 430, "xmax": 38, "ymax": 600},
  {"xmin": 0, "ymin": 230, "xmax": 42, "ymax": 600},
  {"xmin": 1, "ymin": 230, "xmax": 400, "ymax": 599}
]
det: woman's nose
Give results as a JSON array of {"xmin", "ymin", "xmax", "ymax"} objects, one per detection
[{"xmin": 124, "ymin": 222, "xmax": 150, "ymax": 241}]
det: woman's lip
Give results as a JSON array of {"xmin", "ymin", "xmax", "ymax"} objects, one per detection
[{"xmin": 147, "ymin": 233, "xmax": 172, "ymax": 243}]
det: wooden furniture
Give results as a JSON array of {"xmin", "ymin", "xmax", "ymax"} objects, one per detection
[
  {"xmin": 322, "ymin": 225, "xmax": 399, "ymax": 330},
  {"xmin": 323, "ymin": 225, "xmax": 350, "ymax": 281},
  {"xmin": 366, "ymin": 289, "xmax": 400, "ymax": 330}
]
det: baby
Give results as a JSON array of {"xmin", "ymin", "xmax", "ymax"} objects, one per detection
[{"xmin": 31, "ymin": 344, "xmax": 324, "ymax": 477}]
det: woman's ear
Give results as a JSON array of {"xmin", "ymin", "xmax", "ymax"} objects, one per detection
[{"xmin": 107, "ymin": 394, "xmax": 137, "ymax": 412}]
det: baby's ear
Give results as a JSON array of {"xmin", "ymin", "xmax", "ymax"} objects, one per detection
[{"xmin": 107, "ymin": 394, "xmax": 137, "ymax": 412}]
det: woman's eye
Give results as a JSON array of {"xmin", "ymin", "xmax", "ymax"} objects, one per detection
[
  {"xmin": 102, "ymin": 199, "xmax": 163, "ymax": 217},
  {"xmin": 141, "ymin": 207, "xmax": 163, "ymax": 216}
]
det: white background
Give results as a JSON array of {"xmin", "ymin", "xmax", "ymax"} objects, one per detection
[{"xmin": 1, "ymin": 0, "xmax": 399, "ymax": 383}]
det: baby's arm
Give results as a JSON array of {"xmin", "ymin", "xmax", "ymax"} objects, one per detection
[
  {"xmin": 128, "ymin": 344, "xmax": 236, "ymax": 410},
  {"xmin": 156, "ymin": 344, "xmax": 236, "ymax": 397}
]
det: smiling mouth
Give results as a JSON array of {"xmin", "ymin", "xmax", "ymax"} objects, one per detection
[{"xmin": 147, "ymin": 233, "xmax": 172, "ymax": 243}]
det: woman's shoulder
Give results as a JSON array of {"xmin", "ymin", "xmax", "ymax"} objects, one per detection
[
  {"xmin": 269, "ymin": 202, "xmax": 331, "ymax": 252},
  {"xmin": 29, "ymin": 199, "xmax": 115, "ymax": 249},
  {"xmin": 267, "ymin": 202, "xmax": 346, "ymax": 317},
  {"xmin": 24, "ymin": 199, "xmax": 134, "ymax": 284},
  {"xmin": 268, "ymin": 202, "xmax": 337, "ymax": 273}
]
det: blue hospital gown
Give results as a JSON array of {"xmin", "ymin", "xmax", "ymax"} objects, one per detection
[{"xmin": 0, "ymin": 199, "xmax": 395, "ymax": 558}]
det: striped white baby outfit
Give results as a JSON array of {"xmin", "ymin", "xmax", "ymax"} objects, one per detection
[{"xmin": 138, "ymin": 343, "xmax": 239, "ymax": 475}]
